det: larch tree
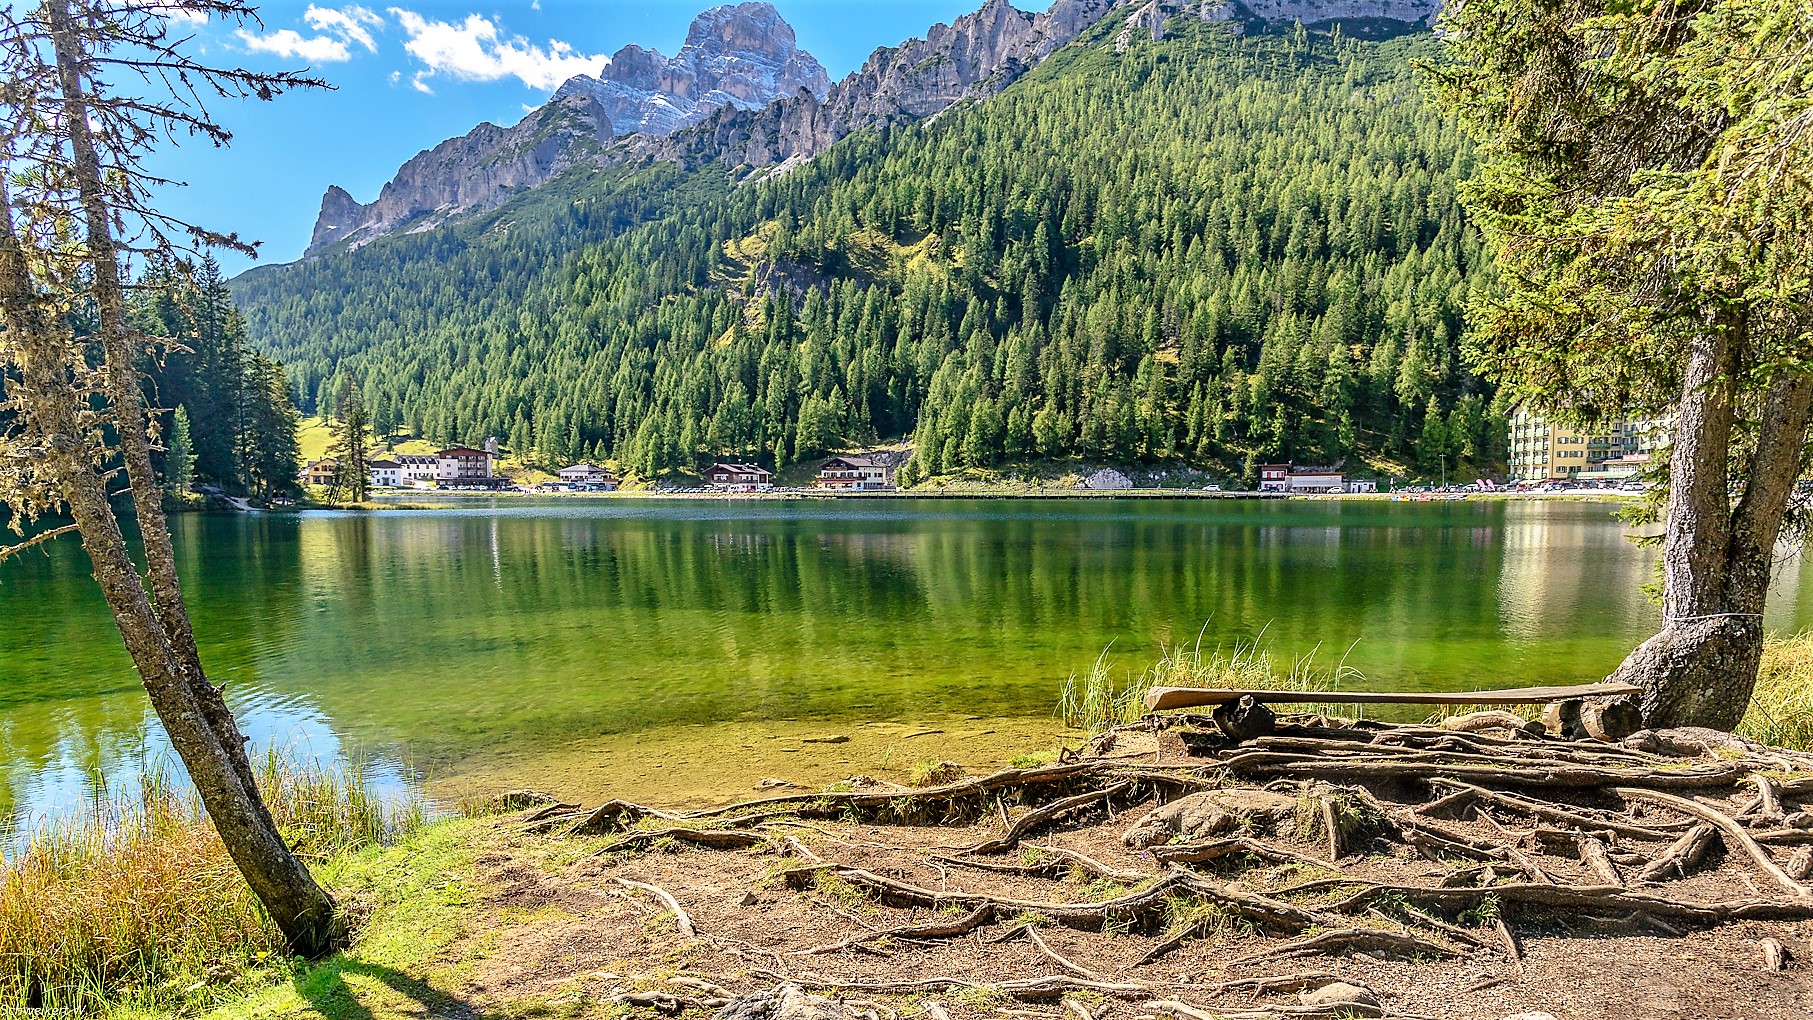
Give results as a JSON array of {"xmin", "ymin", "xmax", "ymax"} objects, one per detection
[
  {"xmin": 1431, "ymin": 0, "xmax": 1813, "ymax": 728},
  {"xmin": 167, "ymin": 404, "xmax": 196, "ymax": 495},
  {"xmin": 0, "ymin": 1, "xmax": 340, "ymax": 955},
  {"xmin": 327, "ymin": 374, "xmax": 370, "ymax": 505}
]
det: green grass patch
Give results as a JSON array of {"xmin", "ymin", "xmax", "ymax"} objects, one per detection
[{"xmin": 1742, "ymin": 633, "xmax": 1813, "ymax": 750}]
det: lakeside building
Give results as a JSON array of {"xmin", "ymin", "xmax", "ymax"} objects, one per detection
[
  {"xmin": 1259, "ymin": 463, "xmax": 1355, "ymax": 494},
  {"xmin": 367, "ymin": 459, "xmax": 401, "ymax": 487},
  {"xmin": 300, "ymin": 458, "xmax": 338, "ymax": 487},
  {"xmin": 558, "ymin": 463, "xmax": 619, "ymax": 490},
  {"xmin": 1507, "ymin": 404, "xmax": 1656, "ymax": 483},
  {"xmin": 436, "ymin": 446, "xmax": 495, "ymax": 484},
  {"xmin": 704, "ymin": 463, "xmax": 772, "ymax": 491},
  {"xmin": 397, "ymin": 453, "xmax": 439, "ymax": 487},
  {"xmin": 816, "ymin": 455, "xmax": 894, "ymax": 491}
]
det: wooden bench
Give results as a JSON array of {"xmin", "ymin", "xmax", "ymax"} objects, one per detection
[{"xmin": 1144, "ymin": 681, "xmax": 1644, "ymax": 742}]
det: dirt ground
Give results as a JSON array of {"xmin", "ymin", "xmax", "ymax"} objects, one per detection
[{"xmin": 433, "ymin": 723, "xmax": 1813, "ymax": 1020}]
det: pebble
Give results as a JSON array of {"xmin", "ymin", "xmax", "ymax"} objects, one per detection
[
  {"xmin": 1503, "ymin": 1014, "xmax": 1558, "ymax": 1020},
  {"xmin": 1301, "ymin": 983, "xmax": 1380, "ymax": 1009}
]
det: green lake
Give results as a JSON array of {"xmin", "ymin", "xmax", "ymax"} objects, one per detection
[{"xmin": 8, "ymin": 497, "xmax": 1813, "ymax": 829}]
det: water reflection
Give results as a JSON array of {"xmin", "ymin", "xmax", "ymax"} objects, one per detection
[{"xmin": 6, "ymin": 497, "xmax": 1812, "ymax": 834}]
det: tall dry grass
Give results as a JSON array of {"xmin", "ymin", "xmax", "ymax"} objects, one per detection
[
  {"xmin": 1059, "ymin": 628, "xmax": 1360, "ymax": 734},
  {"xmin": 1742, "ymin": 632, "xmax": 1813, "ymax": 750},
  {"xmin": 0, "ymin": 751, "xmax": 424, "ymax": 1013}
]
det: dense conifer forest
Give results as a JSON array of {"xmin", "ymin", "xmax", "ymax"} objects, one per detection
[
  {"xmin": 233, "ymin": 15, "xmax": 1499, "ymax": 482},
  {"xmin": 136, "ymin": 258, "xmax": 303, "ymax": 498}
]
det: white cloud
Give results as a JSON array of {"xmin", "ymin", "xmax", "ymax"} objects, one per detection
[
  {"xmin": 410, "ymin": 71, "xmax": 435, "ymax": 94},
  {"xmin": 165, "ymin": 8, "xmax": 209, "ymax": 26},
  {"xmin": 237, "ymin": 5, "xmax": 382, "ymax": 64},
  {"xmin": 237, "ymin": 27, "xmax": 352, "ymax": 62},
  {"xmin": 388, "ymin": 8, "xmax": 606, "ymax": 90},
  {"xmin": 304, "ymin": 5, "xmax": 382, "ymax": 52}
]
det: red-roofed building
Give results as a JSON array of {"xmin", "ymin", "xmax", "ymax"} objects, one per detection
[{"xmin": 704, "ymin": 463, "xmax": 772, "ymax": 491}]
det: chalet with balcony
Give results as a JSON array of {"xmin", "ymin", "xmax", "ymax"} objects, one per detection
[
  {"xmin": 704, "ymin": 463, "xmax": 772, "ymax": 491},
  {"xmin": 816, "ymin": 455, "xmax": 893, "ymax": 491}
]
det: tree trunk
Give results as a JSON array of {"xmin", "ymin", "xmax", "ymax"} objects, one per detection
[
  {"xmin": 1611, "ymin": 317, "xmax": 1813, "ymax": 731},
  {"xmin": 8, "ymin": 19, "xmax": 344, "ymax": 954}
]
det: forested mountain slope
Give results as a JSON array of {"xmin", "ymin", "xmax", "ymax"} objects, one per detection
[{"xmin": 234, "ymin": 12, "xmax": 1492, "ymax": 482}]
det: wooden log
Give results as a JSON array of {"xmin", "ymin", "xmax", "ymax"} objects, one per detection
[
  {"xmin": 1440, "ymin": 710, "xmax": 1541, "ymax": 735},
  {"xmin": 1542, "ymin": 699, "xmax": 1586, "ymax": 740},
  {"xmin": 1581, "ymin": 701, "xmax": 1644, "ymax": 742},
  {"xmin": 1146, "ymin": 681, "xmax": 1642, "ymax": 712}
]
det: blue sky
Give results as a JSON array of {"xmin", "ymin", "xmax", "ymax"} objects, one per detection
[{"xmin": 149, "ymin": 1, "xmax": 983, "ymax": 275}]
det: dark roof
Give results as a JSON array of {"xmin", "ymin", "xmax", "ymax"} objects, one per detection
[
  {"xmin": 438, "ymin": 447, "xmax": 489, "ymax": 457},
  {"xmin": 367, "ymin": 459, "xmax": 400, "ymax": 468},
  {"xmin": 821, "ymin": 455, "xmax": 887, "ymax": 469},
  {"xmin": 706, "ymin": 462, "xmax": 769, "ymax": 474}
]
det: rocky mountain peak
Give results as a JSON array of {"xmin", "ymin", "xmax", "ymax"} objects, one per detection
[
  {"xmin": 306, "ymin": 2, "xmax": 826, "ymax": 257},
  {"xmin": 552, "ymin": 2, "xmax": 830, "ymax": 138},
  {"xmin": 684, "ymin": 2, "xmax": 799, "ymax": 56}
]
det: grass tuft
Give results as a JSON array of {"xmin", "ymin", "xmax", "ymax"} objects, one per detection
[
  {"xmin": 1059, "ymin": 627, "xmax": 1360, "ymax": 734},
  {"xmin": 1742, "ymin": 633, "xmax": 1813, "ymax": 750},
  {"xmin": 907, "ymin": 760, "xmax": 965, "ymax": 787},
  {"xmin": 0, "ymin": 754, "xmax": 425, "ymax": 1014}
]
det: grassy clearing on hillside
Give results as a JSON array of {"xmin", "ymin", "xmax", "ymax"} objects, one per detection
[{"xmin": 0, "ymin": 754, "xmax": 428, "ymax": 1016}]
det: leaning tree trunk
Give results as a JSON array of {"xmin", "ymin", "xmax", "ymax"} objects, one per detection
[
  {"xmin": 0, "ymin": 199, "xmax": 341, "ymax": 956},
  {"xmin": 17, "ymin": 9, "xmax": 345, "ymax": 955},
  {"xmin": 1610, "ymin": 318, "xmax": 1813, "ymax": 731}
]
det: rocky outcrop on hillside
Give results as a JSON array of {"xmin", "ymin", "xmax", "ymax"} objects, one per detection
[{"xmin": 306, "ymin": 2, "xmax": 828, "ymax": 256}]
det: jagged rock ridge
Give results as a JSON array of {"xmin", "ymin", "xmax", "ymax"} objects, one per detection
[
  {"xmin": 640, "ymin": 0, "xmax": 1442, "ymax": 175},
  {"xmin": 306, "ymin": 2, "xmax": 829, "ymax": 256},
  {"xmin": 641, "ymin": 0, "xmax": 1120, "ymax": 173},
  {"xmin": 306, "ymin": 93, "xmax": 614, "ymax": 255}
]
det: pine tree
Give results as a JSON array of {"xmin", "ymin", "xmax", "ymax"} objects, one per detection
[
  {"xmin": 166, "ymin": 406, "xmax": 195, "ymax": 496},
  {"xmin": 327, "ymin": 375, "xmax": 371, "ymax": 505}
]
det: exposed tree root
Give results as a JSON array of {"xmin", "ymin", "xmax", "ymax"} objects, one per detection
[
  {"xmin": 957, "ymin": 783, "xmax": 1132, "ymax": 855},
  {"xmin": 1615, "ymin": 787, "xmax": 1813, "ymax": 899},
  {"xmin": 1230, "ymin": 925, "xmax": 1457, "ymax": 965},
  {"xmin": 543, "ymin": 713, "xmax": 1813, "ymax": 1016},
  {"xmin": 750, "ymin": 970, "xmax": 1154, "ymax": 1001},
  {"xmin": 793, "ymin": 905, "xmax": 997, "ymax": 956}
]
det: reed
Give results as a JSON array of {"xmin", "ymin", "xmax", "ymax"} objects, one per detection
[
  {"xmin": 1059, "ymin": 628, "xmax": 1359, "ymax": 734},
  {"xmin": 1741, "ymin": 632, "xmax": 1813, "ymax": 751},
  {"xmin": 0, "ymin": 752, "xmax": 425, "ymax": 1014}
]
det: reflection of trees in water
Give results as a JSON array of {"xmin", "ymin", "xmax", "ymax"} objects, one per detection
[
  {"xmin": 2, "ymin": 502, "xmax": 1704, "ymax": 831},
  {"xmin": 0, "ymin": 513, "xmax": 318, "ymax": 838}
]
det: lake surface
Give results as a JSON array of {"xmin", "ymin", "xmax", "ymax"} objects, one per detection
[{"xmin": 9, "ymin": 497, "xmax": 1813, "ymax": 831}]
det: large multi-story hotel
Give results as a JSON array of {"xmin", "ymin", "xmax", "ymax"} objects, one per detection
[{"xmin": 1507, "ymin": 404, "xmax": 1656, "ymax": 484}]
